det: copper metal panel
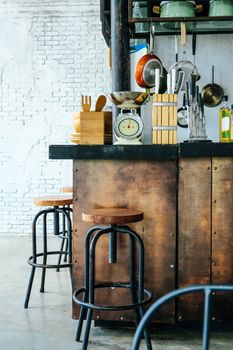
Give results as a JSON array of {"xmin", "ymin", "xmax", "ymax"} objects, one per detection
[
  {"xmin": 72, "ymin": 159, "xmax": 177, "ymax": 322},
  {"xmin": 178, "ymin": 158, "xmax": 211, "ymax": 321},
  {"xmin": 212, "ymin": 158, "xmax": 233, "ymax": 321}
]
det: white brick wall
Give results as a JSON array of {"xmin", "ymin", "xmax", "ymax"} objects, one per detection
[{"xmin": 0, "ymin": 0, "xmax": 111, "ymax": 234}]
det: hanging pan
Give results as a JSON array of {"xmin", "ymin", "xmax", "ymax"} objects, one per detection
[
  {"xmin": 135, "ymin": 25, "xmax": 165, "ymax": 90},
  {"xmin": 201, "ymin": 65, "xmax": 224, "ymax": 107}
]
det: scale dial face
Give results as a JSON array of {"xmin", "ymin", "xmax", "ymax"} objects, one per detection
[{"xmin": 114, "ymin": 112, "xmax": 143, "ymax": 140}]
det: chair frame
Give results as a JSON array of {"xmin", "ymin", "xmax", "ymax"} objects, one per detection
[
  {"xmin": 131, "ymin": 284, "xmax": 233, "ymax": 350},
  {"xmin": 24, "ymin": 207, "xmax": 72, "ymax": 308},
  {"xmin": 73, "ymin": 223, "xmax": 153, "ymax": 350}
]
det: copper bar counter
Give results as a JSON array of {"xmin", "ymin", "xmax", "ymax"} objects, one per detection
[{"xmin": 49, "ymin": 143, "xmax": 233, "ymax": 325}]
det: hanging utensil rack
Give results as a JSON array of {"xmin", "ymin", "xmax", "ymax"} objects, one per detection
[{"xmin": 128, "ymin": 0, "xmax": 233, "ymax": 38}]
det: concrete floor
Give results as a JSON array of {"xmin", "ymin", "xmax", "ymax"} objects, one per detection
[{"xmin": 0, "ymin": 235, "xmax": 233, "ymax": 350}]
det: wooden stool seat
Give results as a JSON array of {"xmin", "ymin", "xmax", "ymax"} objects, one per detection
[
  {"xmin": 82, "ymin": 208, "xmax": 143, "ymax": 225},
  {"xmin": 61, "ymin": 186, "xmax": 73, "ymax": 193},
  {"xmin": 34, "ymin": 195, "xmax": 73, "ymax": 207}
]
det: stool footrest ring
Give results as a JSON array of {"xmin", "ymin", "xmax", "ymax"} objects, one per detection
[
  {"xmin": 28, "ymin": 251, "xmax": 71, "ymax": 269},
  {"xmin": 73, "ymin": 282, "xmax": 153, "ymax": 311}
]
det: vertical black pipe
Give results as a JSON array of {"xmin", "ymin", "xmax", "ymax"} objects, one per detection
[
  {"xmin": 54, "ymin": 205, "xmax": 59, "ymax": 235},
  {"xmin": 111, "ymin": 0, "xmax": 130, "ymax": 92},
  {"xmin": 109, "ymin": 230, "xmax": 117, "ymax": 263}
]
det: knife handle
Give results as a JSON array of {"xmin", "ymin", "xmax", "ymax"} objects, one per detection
[
  {"xmin": 167, "ymin": 73, "xmax": 171, "ymax": 94},
  {"xmin": 185, "ymin": 81, "xmax": 190, "ymax": 106},
  {"xmin": 192, "ymin": 33, "xmax": 196, "ymax": 57}
]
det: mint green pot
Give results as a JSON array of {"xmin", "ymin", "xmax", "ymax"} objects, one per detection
[
  {"xmin": 209, "ymin": 0, "xmax": 233, "ymax": 16},
  {"xmin": 160, "ymin": 1, "xmax": 195, "ymax": 18}
]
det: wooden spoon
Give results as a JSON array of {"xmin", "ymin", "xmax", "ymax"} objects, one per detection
[{"xmin": 95, "ymin": 95, "xmax": 107, "ymax": 112}]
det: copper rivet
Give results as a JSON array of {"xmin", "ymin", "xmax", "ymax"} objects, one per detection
[
  {"xmin": 74, "ymin": 197, "xmax": 78, "ymax": 201},
  {"xmin": 74, "ymin": 169, "xmax": 78, "ymax": 172},
  {"xmin": 170, "ymin": 233, "xmax": 174, "ymax": 237},
  {"xmin": 214, "ymin": 167, "xmax": 217, "ymax": 170},
  {"xmin": 96, "ymin": 315, "xmax": 100, "ymax": 319},
  {"xmin": 212, "ymin": 317, "xmax": 215, "ymax": 321},
  {"xmin": 207, "ymin": 167, "xmax": 210, "ymax": 170},
  {"xmin": 180, "ymin": 167, "xmax": 183, "ymax": 170},
  {"xmin": 170, "ymin": 264, "xmax": 174, "ymax": 269},
  {"xmin": 178, "ymin": 315, "xmax": 182, "ymax": 320},
  {"xmin": 73, "ymin": 259, "xmax": 77, "ymax": 263},
  {"xmin": 213, "ymin": 231, "xmax": 216, "ymax": 235},
  {"xmin": 120, "ymin": 316, "xmax": 124, "ymax": 320},
  {"xmin": 213, "ymin": 199, "xmax": 216, "ymax": 203},
  {"xmin": 212, "ymin": 261, "xmax": 216, "ymax": 266},
  {"xmin": 74, "ymin": 229, "xmax": 77, "ymax": 233}
]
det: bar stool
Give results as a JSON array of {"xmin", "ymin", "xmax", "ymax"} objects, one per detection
[
  {"xmin": 34, "ymin": 195, "xmax": 73, "ymax": 269},
  {"xmin": 24, "ymin": 195, "xmax": 73, "ymax": 309},
  {"xmin": 73, "ymin": 208, "xmax": 153, "ymax": 350}
]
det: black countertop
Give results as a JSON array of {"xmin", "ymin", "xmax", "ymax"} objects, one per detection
[{"xmin": 49, "ymin": 143, "xmax": 233, "ymax": 160}]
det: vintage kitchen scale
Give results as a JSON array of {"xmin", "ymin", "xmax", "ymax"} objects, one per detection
[{"xmin": 108, "ymin": 91, "xmax": 148, "ymax": 145}]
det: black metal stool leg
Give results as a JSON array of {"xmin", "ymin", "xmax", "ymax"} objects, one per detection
[
  {"xmin": 129, "ymin": 235, "xmax": 140, "ymax": 326},
  {"xmin": 82, "ymin": 308, "xmax": 93, "ymax": 350},
  {"xmin": 75, "ymin": 234, "xmax": 91, "ymax": 342},
  {"xmin": 40, "ymin": 213, "xmax": 48, "ymax": 293},
  {"xmin": 66, "ymin": 207, "xmax": 73, "ymax": 280},
  {"xmin": 137, "ymin": 234, "xmax": 152, "ymax": 350},
  {"xmin": 56, "ymin": 236, "xmax": 65, "ymax": 271},
  {"xmin": 81, "ymin": 226, "xmax": 99, "ymax": 350},
  {"xmin": 75, "ymin": 303, "xmax": 87, "ymax": 341},
  {"xmin": 118, "ymin": 226, "xmax": 152, "ymax": 350},
  {"xmin": 64, "ymin": 205, "xmax": 71, "ymax": 263},
  {"xmin": 24, "ymin": 266, "xmax": 36, "ymax": 308},
  {"xmin": 76, "ymin": 226, "xmax": 105, "ymax": 342},
  {"xmin": 57, "ymin": 209, "xmax": 66, "ymax": 271},
  {"xmin": 24, "ymin": 212, "xmax": 39, "ymax": 308},
  {"xmin": 64, "ymin": 235, "xmax": 68, "ymax": 262}
]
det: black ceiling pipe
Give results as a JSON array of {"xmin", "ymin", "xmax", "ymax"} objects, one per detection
[{"xmin": 111, "ymin": 0, "xmax": 130, "ymax": 92}]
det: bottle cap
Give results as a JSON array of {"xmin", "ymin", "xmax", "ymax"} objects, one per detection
[{"xmin": 222, "ymin": 95, "xmax": 228, "ymax": 101}]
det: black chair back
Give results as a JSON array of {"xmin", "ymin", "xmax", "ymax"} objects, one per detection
[{"xmin": 131, "ymin": 284, "xmax": 233, "ymax": 350}]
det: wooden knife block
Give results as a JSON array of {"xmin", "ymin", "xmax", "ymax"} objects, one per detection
[
  {"xmin": 79, "ymin": 111, "xmax": 112, "ymax": 145},
  {"xmin": 152, "ymin": 94, "xmax": 178, "ymax": 144}
]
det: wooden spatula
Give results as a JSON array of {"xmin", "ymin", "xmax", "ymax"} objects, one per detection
[{"xmin": 95, "ymin": 95, "xmax": 107, "ymax": 112}]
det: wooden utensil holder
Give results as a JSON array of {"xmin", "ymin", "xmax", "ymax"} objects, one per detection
[
  {"xmin": 79, "ymin": 111, "xmax": 112, "ymax": 145},
  {"xmin": 152, "ymin": 94, "xmax": 178, "ymax": 144}
]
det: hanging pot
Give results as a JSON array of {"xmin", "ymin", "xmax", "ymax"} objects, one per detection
[{"xmin": 135, "ymin": 25, "xmax": 163, "ymax": 89}]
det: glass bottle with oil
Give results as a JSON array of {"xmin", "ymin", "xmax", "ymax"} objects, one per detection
[
  {"xmin": 231, "ymin": 104, "xmax": 233, "ymax": 142},
  {"xmin": 219, "ymin": 95, "xmax": 231, "ymax": 142}
]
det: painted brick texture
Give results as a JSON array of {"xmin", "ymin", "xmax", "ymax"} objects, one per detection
[{"xmin": 0, "ymin": 0, "xmax": 111, "ymax": 234}]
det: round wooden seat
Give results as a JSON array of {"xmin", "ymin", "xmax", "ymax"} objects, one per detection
[
  {"xmin": 34, "ymin": 195, "xmax": 73, "ymax": 207},
  {"xmin": 61, "ymin": 186, "xmax": 73, "ymax": 193},
  {"xmin": 82, "ymin": 208, "xmax": 143, "ymax": 225}
]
